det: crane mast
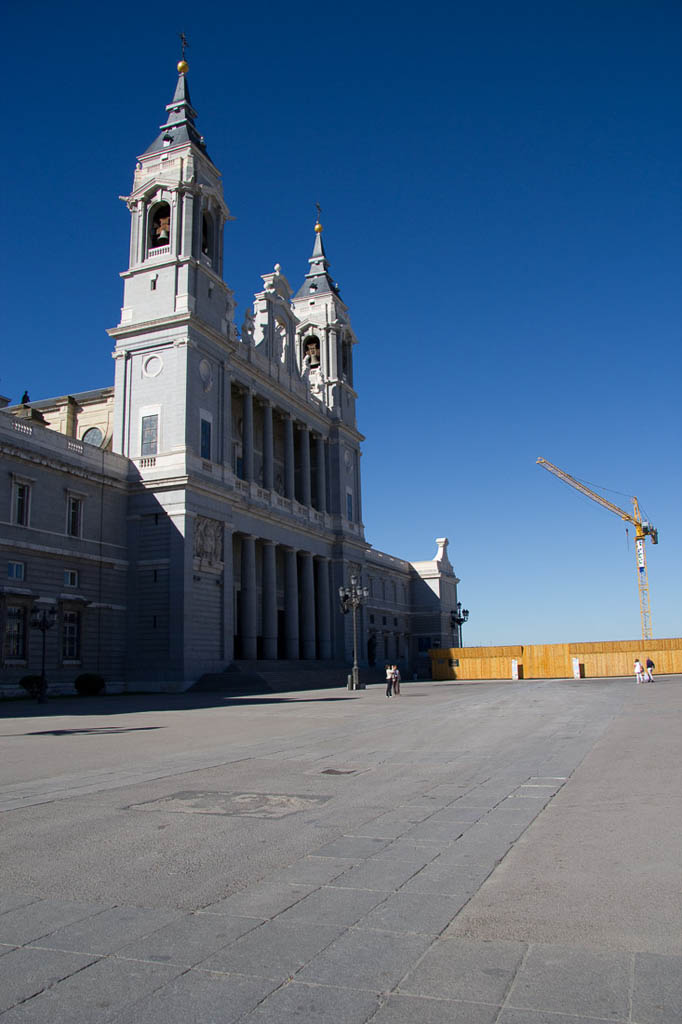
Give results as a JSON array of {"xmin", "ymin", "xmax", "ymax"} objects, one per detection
[{"xmin": 536, "ymin": 458, "xmax": 658, "ymax": 641}]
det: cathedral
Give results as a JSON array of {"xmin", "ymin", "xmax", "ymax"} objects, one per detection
[{"xmin": 0, "ymin": 62, "xmax": 461, "ymax": 694}]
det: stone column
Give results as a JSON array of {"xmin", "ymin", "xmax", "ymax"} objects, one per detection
[
  {"xmin": 315, "ymin": 556, "xmax": 332, "ymax": 660},
  {"xmin": 222, "ymin": 523, "xmax": 235, "ymax": 663},
  {"xmin": 263, "ymin": 401, "xmax": 274, "ymax": 491},
  {"xmin": 223, "ymin": 370, "xmax": 232, "ymax": 469},
  {"xmin": 299, "ymin": 426, "xmax": 312, "ymax": 507},
  {"xmin": 315, "ymin": 435, "xmax": 326, "ymax": 512},
  {"xmin": 240, "ymin": 534, "xmax": 257, "ymax": 659},
  {"xmin": 284, "ymin": 547, "xmax": 299, "ymax": 660},
  {"xmin": 300, "ymin": 552, "xmax": 316, "ymax": 660},
  {"xmin": 284, "ymin": 415, "xmax": 295, "ymax": 500},
  {"xmin": 243, "ymin": 388, "xmax": 254, "ymax": 483},
  {"xmin": 262, "ymin": 540, "xmax": 277, "ymax": 660}
]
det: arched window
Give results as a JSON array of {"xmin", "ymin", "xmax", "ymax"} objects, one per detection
[
  {"xmin": 202, "ymin": 213, "xmax": 213, "ymax": 260},
  {"xmin": 149, "ymin": 202, "xmax": 171, "ymax": 250},
  {"xmin": 82, "ymin": 427, "xmax": 103, "ymax": 447}
]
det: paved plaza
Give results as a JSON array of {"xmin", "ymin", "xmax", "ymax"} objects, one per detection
[{"xmin": 0, "ymin": 674, "xmax": 680, "ymax": 1023}]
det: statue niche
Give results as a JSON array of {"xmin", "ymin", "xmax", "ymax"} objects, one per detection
[
  {"xmin": 302, "ymin": 334, "xmax": 325, "ymax": 397},
  {"xmin": 149, "ymin": 201, "xmax": 171, "ymax": 250}
]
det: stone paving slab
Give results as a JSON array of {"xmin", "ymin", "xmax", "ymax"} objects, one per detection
[
  {"xmin": 32, "ymin": 905, "xmax": 183, "ymax": 955},
  {"xmin": 313, "ymin": 836, "xmax": 391, "ymax": 859},
  {"xmin": 0, "ymin": 946, "xmax": 97, "ymax": 1014},
  {"xmin": 369, "ymin": 839, "xmax": 442, "ymax": 867},
  {"xmin": 356, "ymin": 891, "xmax": 470, "ymax": 936},
  {"xmin": 505, "ymin": 943, "xmax": 631, "ymax": 1019},
  {"xmin": 0, "ymin": 899, "xmax": 107, "ymax": 946},
  {"xmin": 370, "ymin": 993, "xmax": 500, "ymax": 1023},
  {"xmin": 0, "ymin": 896, "xmax": 37, "ymax": 917},
  {"xmin": 329, "ymin": 859, "xmax": 419, "ymax": 893},
  {"xmin": 197, "ymin": 920, "xmax": 343, "ymax": 982},
  {"xmin": 296, "ymin": 928, "xmax": 434, "ymax": 992},
  {"xmin": 400, "ymin": 936, "xmax": 527, "ymax": 1003},
  {"xmin": 632, "ymin": 952, "xmax": 682, "ymax": 1024},
  {"xmin": 274, "ymin": 886, "xmax": 388, "ymax": 927},
  {"xmin": 497, "ymin": 1011, "xmax": 627, "ymax": 1023},
  {"xmin": 112, "ymin": 968, "xmax": 279, "ymax": 1024},
  {"xmin": 114, "ymin": 912, "xmax": 260, "ymax": 967},
  {"xmin": 269, "ymin": 855, "xmax": 354, "ymax": 885},
  {"xmin": 0, "ymin": 956, "xmax": 182, "ymax": 1022},
  {"xmin": 197, "ymin": 881, "xmax": 314, "ymax": 919},
  {"xmin": 241, "ymin": 980, "xmax": 381, "ymax": 1023}
]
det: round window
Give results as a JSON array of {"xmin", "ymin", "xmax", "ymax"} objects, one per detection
[{"xmin": 82, "ymin": 427, "xmax": 103, "ymax": 447}]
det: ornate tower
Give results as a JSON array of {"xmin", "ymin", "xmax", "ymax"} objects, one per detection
[
  {"xmin": 292, "ymin": 219, "xmax": 365, "ymax": 537},
  {"xmin": 291, "ymin": 221, "xmax": 358, "ymax": 428},
  {"xmin": 109, "ymin": 60, "xmax": 235, "ymax": 462}
]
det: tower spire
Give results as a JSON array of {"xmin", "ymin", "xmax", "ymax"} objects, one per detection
[
  {"xmin": 294, "ymin": 211, "xmax": 340, "ymax": 299},
  {"xmin": 142, "ymin": 57, "xmax": 210, "ymax": 160}
]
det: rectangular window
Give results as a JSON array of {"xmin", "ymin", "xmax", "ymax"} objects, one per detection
[
  {"xmin": 3, "ymin": 606, "xmax": 27, "ymax": 659},
  {"xmin": 14, "ymin": 483, "xmax": 30, "ymax": 526},
  {"xmin": 200, "ymin": 418, "xmax": 212, "ymax": 461},
  {"xmin": 62, "ymin": 610, "xmax": 81, "ymax": 660},
  {"xmin": 346, "ymin": 492, "xmax": 353, "ymax": 521},
  {"xmin": 64, "ymin": 569, "xmax": 78, "ymax": 588},
  {"xmin": 141, "ymin": 414, "xmax": 158, "ymax": 456},
  {"xmin": 7, "ymin": 561, "xmax": 25, "ymax": 581},
  {"xmin": 67, "ymin": 496, "xmax": 82, "ymax": 537}
]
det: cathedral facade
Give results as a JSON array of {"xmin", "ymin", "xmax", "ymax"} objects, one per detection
[{"xmin": 0, "ymin": 66, "xmax": 460, "ymax": 693}]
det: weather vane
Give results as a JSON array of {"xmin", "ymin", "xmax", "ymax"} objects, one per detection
[
  {"xmin": 179, "ymin": 31, "xmax": 189, "ymax": 60},
  {"xmin": 315, "ymin": 202, "xmax": 322, "ymax": 224}
]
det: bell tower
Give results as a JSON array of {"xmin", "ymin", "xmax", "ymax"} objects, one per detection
[
  {"xmin": 291, "ymin": 219, "xmax": 358, "ymax": 428},
  {"xmin": 109, "ymin": 59, "xmax": 236, "ymax": 461},
  {"xmin": 292, "ymin": 217, "xmax": 365, "ymax": 533}
]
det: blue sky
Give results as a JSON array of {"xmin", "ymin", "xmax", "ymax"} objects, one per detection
[{"xmin": 4, "ymin": 1, "xmax": 680, "ymax": 644}]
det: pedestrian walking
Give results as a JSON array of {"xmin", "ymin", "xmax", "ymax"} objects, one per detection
[
  {"xmin": 392, "ymin": 665, "xmax": 401, "ymax": 695},
  {"xmin": 634, "ymin": 658, "xmax": 644, "ymax": 684},
  {"xmin": 646, "ymin": 657, "xmax": 655, "ymax": 682},
  {"xmin": 385, "ymin": 664, "xmax": 393, "ymax": 698}
]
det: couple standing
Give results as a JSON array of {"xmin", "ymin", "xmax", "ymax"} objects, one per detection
[
  {"xmin": 634, "ymin": 657, "xmax": 655, "ymax": 684},
  {"xmin": 385, "ymin": 664, "xmax": 401, "ymax": 697}
]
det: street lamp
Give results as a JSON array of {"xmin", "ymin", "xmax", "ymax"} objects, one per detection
[
  {"xmin": 339, "ymin": 575, "xmax": 369, "ymax": 690},
  {"xmin": 30, "ymin": 604, "xmax": 57, "ymax": 703},
  {"xmin": 451, "ymin": 601, "xmax": 470, "ymax": 648}
]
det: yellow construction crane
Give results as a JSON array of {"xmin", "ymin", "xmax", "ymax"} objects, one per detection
[{"xmin": 536, "ymin": 457, "xmax": 659, "ymax": 641}]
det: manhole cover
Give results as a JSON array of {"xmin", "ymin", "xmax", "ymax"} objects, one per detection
[{"xmin": 128, "ymin": 791, "xmax": 330, "ymax": 818}]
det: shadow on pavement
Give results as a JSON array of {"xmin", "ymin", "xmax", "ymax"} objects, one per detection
[{"xmin": 0, "ymin": 691, "xmax": 363, "ymax": 719}]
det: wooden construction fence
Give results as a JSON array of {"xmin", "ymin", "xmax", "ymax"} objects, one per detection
[{"xmin": 430, "ymin": 637, "xmax": 682, "ymax": 681}]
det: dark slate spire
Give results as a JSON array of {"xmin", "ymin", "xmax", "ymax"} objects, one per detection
[
  {"xmin": 142, "ymin": 65, "xmax": 211, "ymax": 160},
  {"xmin": 294, "ymin": 221, "xmax": 341, "ymax": 300}
]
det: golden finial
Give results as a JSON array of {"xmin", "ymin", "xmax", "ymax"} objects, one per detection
[
  {"xmin": 314, "ymin": 201, "xmax": 323, "ymax": 233},
  {"xmin": 178, "ymin": 31, "xmax": 189, "ymax": 73}
]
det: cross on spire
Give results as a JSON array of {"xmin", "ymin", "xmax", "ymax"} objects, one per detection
[
  {"xmin": 315, "ymin": 201, "xmax": 322, "ymax": 224},
  {"xmin": 179, "ymin": 31, "xmax": 189, "ymax": 60}
]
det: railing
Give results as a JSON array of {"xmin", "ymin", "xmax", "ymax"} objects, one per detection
[
  {"xmin": 139, "ymin": 457, "xmax": 156, "ymax": 468},
  {"xmin": 67, "ymin": 440, "xmax": 84, "ymax": 455},
  {"xmin": 11, "ymin": 420, "xmax": 33, "ymax": 436}
]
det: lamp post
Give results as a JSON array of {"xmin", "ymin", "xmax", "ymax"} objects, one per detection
[
  {"xmin": 30, "ymin": 604, "xmax": 57, "ymax": 703},
  {"xmin": 451, "ymin": 601, "xmax": 470, "ymax": 648},
  {"xmin": 339, "ymin": 575, "xmax": 369, "ymax": 690}
]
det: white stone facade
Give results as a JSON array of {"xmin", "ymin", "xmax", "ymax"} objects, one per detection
[{"xmin": 0, "ymin": 70, "xmax": 461, "ymax": 693}]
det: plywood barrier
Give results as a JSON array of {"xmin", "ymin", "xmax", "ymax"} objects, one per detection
[{"xmin": 430, "ymin": 638, "xmax": 682, "ymax": 681}]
